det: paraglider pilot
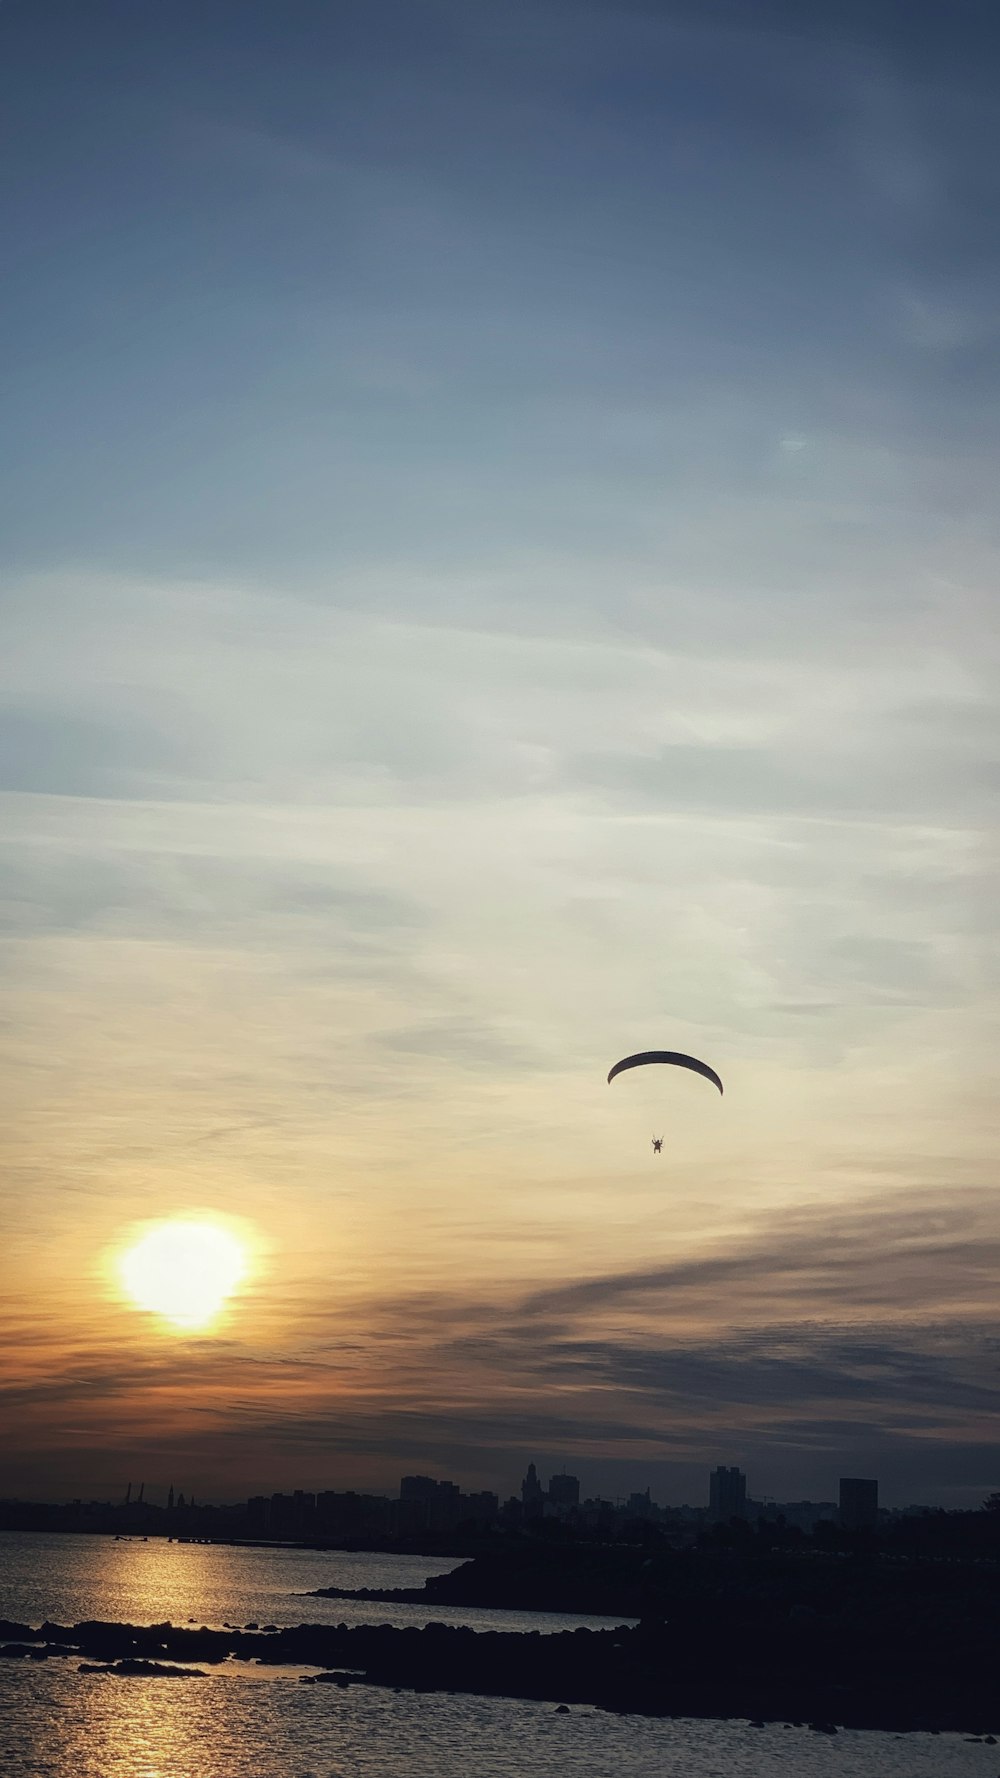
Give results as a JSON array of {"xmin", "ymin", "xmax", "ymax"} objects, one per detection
[{"xmin": 608, "ymin": 1051, "xmax": 723, "ymax": 1154}]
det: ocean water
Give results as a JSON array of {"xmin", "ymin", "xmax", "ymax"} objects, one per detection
[
  {"xmin": 2, "ymin": 1532, "xmax": 995, "ymax": 1778},
  {"xmin": 0, "ymin": 1530, "xmax": 629, "ymax": 1634}
]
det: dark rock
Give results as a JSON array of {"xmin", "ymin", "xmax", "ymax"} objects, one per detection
[{"xmin": 79, "ymin": 1659, "xmax": 206, "ymax": 1678}]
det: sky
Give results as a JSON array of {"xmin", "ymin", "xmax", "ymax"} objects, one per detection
[{"xmin": 1, "ymin": 0, "xmax": 999, "ymax": 1511}]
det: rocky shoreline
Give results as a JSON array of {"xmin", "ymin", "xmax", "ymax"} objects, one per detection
[
  {"xmin": 1, "ymin": 1602, "xmax": 998, "ymax": 1735},
  {"xmin": 3, "ymin": 1542, "xmax": 998, "ymax": 1733}
]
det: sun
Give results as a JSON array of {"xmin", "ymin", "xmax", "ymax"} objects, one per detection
[{"xmin": 117, "ymin": 1218, "xmax": 249, "ymax": 1331}]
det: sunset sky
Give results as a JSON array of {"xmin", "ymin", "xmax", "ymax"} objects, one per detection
[{"xmin": 2, "ymin": 0, "xmax": 998, "ymax": 1510}]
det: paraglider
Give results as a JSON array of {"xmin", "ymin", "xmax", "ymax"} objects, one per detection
[
  {"xmin": 607, "ymin": 1050, "xmax": 723, "ymax": 1094},
  {"xmin": 608, "ymin": 1051, "xmax": 723, "ymax": 1154}
]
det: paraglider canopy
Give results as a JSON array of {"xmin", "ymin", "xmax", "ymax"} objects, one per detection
[{"xmin": 607, "ymin": 1050, "xmax": 723, "ymax": 1095}]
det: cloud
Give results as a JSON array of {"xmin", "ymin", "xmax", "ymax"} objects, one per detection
[
  {"xmin": 3, "ymin": 1185, "xmax": 998, "ymax": 1504},
  {"xmin": 0, "ymin": 707, "xmax": 200, "ymax": 801},
  {"xmin": 0, "ymin": 573, "xmax": 995, "ymax": 1276}
]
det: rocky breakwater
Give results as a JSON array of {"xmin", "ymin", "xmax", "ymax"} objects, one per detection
[
  {"xmin": 305, "ymin": 1542, "xmax": 651, "ymax": 1615},
  {"xmin": 300, "ymin": 1541, "xmax": 1000, "ymax": 1732}
]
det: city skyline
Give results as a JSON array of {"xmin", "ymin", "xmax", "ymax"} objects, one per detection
[{"xmin": 2, "ymin": 1457, "xmax": 928, "ymax": 1522}]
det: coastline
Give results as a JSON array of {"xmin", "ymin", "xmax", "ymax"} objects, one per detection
[{"xmin": 2, "ymin": 1608, "xmax": 997, "ymax": 1736}]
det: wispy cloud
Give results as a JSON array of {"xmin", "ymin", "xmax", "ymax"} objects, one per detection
[{"xmin": 3, "ymin": 1187, "xmax": 998, "ymax": 1503}]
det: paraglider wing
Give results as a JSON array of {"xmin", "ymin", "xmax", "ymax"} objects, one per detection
[{"xmin": 607, "ymin": 1050, "xmax": 723, "ymax": 1094}]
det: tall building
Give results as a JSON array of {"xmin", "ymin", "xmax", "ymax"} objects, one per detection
[
  {"xmin": 521, "ymin": 1461, "xmax": 544, "ymax": 1519},
  {"xmin": 548, "ymin": 1472, "xmax": 580, "ymax": 1509},
  {"xmin": 246, "ymin": 1496, "xmax": 268, "ymax": 1532},
  {"xmin": 317, "ymin": 1491, "xmax": 391, "ymax": 1537},
  {"xmin": 709, "ymin": 1465, "xmax": 747, "ymax": 1521},
  {"xmin": 400, "ymin": 1475, "xmax": 440, "ymax": 1501},
  {"xmin": 463, "ymin": 1490, "xmax": 499, "ymax": 1524},
  {"xmin": 397, "ymin": 1475, "xmax": 463, "ymax": 1531},
  {"xmin": 839, "ymin": 1476, "xmax": 878, "ymax": 1530}
]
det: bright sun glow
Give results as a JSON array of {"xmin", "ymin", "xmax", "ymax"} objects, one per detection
[{"xmin": 118, "ymin": 1219, "xmax": 249, "ymax": 1330}]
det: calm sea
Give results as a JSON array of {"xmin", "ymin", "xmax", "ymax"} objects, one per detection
[{"xmin": 1, "ymin": 1531, "xmax": 994, "ymax": 1778}]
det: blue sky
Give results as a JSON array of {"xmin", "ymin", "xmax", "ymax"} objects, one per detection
[
  {"xmin": 1, "ymin": 0, "xmax": 998, "ymax": 1507},
  {"xmin": 6, "ymin": 0, "xmax": 998, "ymax": 588}
]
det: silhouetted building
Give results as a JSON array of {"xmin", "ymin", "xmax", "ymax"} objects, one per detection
[
  {"xmin": 315, "ymin": 1490, "xmax": 390, "ymax": 1536},
  {"xmin": 462, "ymin": 1490, "xmax": 499, "ymax": 1524},
  {"xmin": 755, "ymin": 1498, "xmax": 837, "ymax": 1533},
  {"xmin": 627, "ymin": 1488, "xmax": 653, "ymax": 1519},
  {"xmin": 267, "ymin": 1493, "xmax": 294, "ymax": 1534},
  {"xmin": 393, "ymin": 1496, "xmax": 429, "ymax": 1535},
  {"xmin": 548, "ymin": 1472, "xmax": 580, "ymax": 1509},
  {"xmin": 395, "ymin": 1475, "xmax": 462, "ymax": 1532},
  {"xmin": 580, "ymin": 1495, "xmax": 616, "ymax": 1532},
  {"xmin": 521, "ymin": 1462, "xmax": 544, "ymax": 1520},
  {"xmin": 433, "ymin": 1480, "xmax": 461, "ymax": 1529},
  {"xmin": 247, "ymin": 1495, "xmax": 268, "ymax": 1532},
  {"xmin": 709, "ymin": 1466, "xmax": 747, "ymax": 1521},
  {"xmin": 840, "ymin": 1476, "xmax": 878, "ymax": 1530},
  {"xmin": 400, "ymin": 1475, "xmax": 440, "ymax": 1502}
]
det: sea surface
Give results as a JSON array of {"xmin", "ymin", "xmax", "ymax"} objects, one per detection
[
  {"xmin": 2, "ymin": 1531, "xmax": 996, "ymax": 1778},
  {"xmin": 0, "ymin": 1530, "xmax": 628, "ymax": 1634}
]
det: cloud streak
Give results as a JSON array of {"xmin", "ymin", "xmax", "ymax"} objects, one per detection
[{"xmin": 3, "ymin": 1187, "xmax": 998, "ymax": 1504}]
